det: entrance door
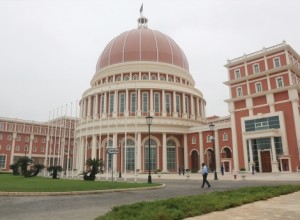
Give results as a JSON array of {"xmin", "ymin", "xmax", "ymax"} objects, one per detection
[
  {"xmin": 191, "ymin": 151, "xmax": 199, "ymax": 172},
  {"xmin": 261, "ymin": 151, "xmax": 272, "ymax": 172}
]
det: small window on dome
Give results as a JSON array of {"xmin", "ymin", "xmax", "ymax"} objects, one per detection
[
  {"xmin": 133, "ymin": 74, "xmax": 139, "ymax": 80},
  {"xmin": 151, "ymin": 75, "xmax": 157, "ymax": 80},
  {"xmin": 109, "ymin": 77, "xmax": 113, "ymax": 82},
  {"xmin": 142, "ymin": 74, "xmax": 148, "ymax": 80},
  {"xmin": 124, "ymin": 75, "xmax": 130, "ymax": 81},
  {"xmin": 116, "ymin": 76, "xmax": 121, "ymax": 81},
  {"xmin": 168, "ymin": 76, "xmax": 173, "ymax": 82},
  {"xmin": 160, "ymin": 76, "xmax": 165, "ymax": 81}
]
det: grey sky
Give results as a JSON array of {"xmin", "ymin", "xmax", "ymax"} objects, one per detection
[{"xmin": 0, "ymin": 0, "xmax": 299, "ymax": 121}]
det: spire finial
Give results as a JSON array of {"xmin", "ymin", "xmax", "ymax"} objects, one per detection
[{"xmin": 137, "ymin": 3, "xmax": 148, "ymax": 29}]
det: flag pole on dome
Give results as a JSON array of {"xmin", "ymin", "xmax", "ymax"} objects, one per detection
[{"xmin": 140, "ymin": 3, "xmax": 143, "ymax": 16}]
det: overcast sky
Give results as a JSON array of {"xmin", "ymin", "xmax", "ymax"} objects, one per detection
[{"xmin": 0, "ymin": 0, "xmax": 299, "ymax": 121}]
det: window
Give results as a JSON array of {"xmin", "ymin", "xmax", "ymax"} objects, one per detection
[
  {"xmin": 8, "ymin": 124, "xmax": 14, "ymax": 131},
  {"xmin": 207, "ymin": 135, "xmax": 212, "ymax": 142},
  {"xmin": 0, "ymin": 134, "xmax": 2, "ymax": 140},
  {"xmin": 125, "ymin": 139, "xmax": 135, "ymax": 171},
  {"xmin": 0, "ymin": 123, "xmax": 4, "ymax": 130},
  {"xmin": 167, "ymin": 140, "xmax": 176, "ymax": 171},
  {"xmin": 33, "ymin": 146, "xmax": 37, "ymax": 152},
  {"xmin": 25, "ymin": 136, "xmax": 30, "ymax": 142},
  {"xmin": 109, "ymin": 94, "xmax": 114, "ymax": 113},
  {"xmin": 255, "ymin": 82, "xmax": 262, "ymax": 92},
  {"xmin": 142, "ymin": 74, "xmax": 148, "ymax": 80},
  {"xmin": 236, "ymin": 87, "xmax": 243, "ymax": 97},
  {"xmin": 235, "ymin": 69, "xmax": 241, "ymax": 79},
  {"xmin": 6, "ymin": 145, "xmax": 11, "ymax": 150},
  {"xmin": 154, "ymin": 93, "xmax": 160, "ymax": 113},
  {"xmin": 245, "ymin": 116, "xmax": 280, "ymax": 132},
  {"xmin": 151, "ymin": 75, "xmax": 157, "ymax": 80},
  {"xmin": 24, "ymin": 145, "xmax": 29, "ymax": 152},
  {"xmin": 176, "ymin": 95, "xmax": 180, "ymax": 114},
  {"xmin": 18, "ymin": 126, "xmax": 22, "ymax": 132},
  {"xmin": 0, "ymin": 155, "xmax": 6, "ymax": 168},
  {"xmin": 34, "ymin": 127, "xmax": 38, "ymax": 133},
  {"xmin": 144, "ymin": 139, "xmax": 157, "ymax": 170},
  {"xmin": 168, "ymin": 76, "xmax": 173, "ymax": 82},
  {"xmin": 166, "ymin": 93, "xmax": 171, "ymax": 113},
  {"xmin": 116, "ymin": 76, "xmax": 121, "ymax": 81},
  {"xmin": 160, "ymin": 76, "xmax": 165, "ymax": 81},
  {"xmin": 34, "ymin": 137, "xmax": 37, "ymax": 143},
  {"xmin": 119, "ymin": 93, "xmax": 125, "ymax": 113},
  {"xmin": 42, "ymin": 138, "xmax": 46, "ymax": 143},
  {"xmin": 26, "ymin": 126, "xmax": 30, "ymax": 132},
  {"xmin": 223, "ymin": 133, "xmax": 228, "ymax": 141},
  {"xmin": 133, "ymin": 74, "xmax": 139, "ymax": 80},
  {"xmin": 192, "ymin": 136, "xmax": 196, "ymax": 144},
  {"xmin": 274, "ymin": 57, "xmax": 281, "ymax": 68},
  {"xmin": 17, "ymin": 135, "xmax": 21, "ymax": 141},
  {"xmin": 41, "ymin": 146, "xmax": 45, "ymax": 152},
  {"xmin": 41, "ymin": 128, "xmax": 46, "ymax": 134},
  {"xmin": 276, "ymin": 77, "xmax": 284, "ymax": 88},
  {"xmin": 142, "ymin": 92, "xmax": 148, "ymax": 113},
  {"xmin": 101, "ymin": 95, "xmax": 105, "ymax": 113},
  {"xmin": 124, "ymin": 75, "xmax": 130, "ymax": 81},
  {"xmin": 15, "ymin": 145, "xmax": 20, "ymax": 151},
  {"xmin": 131, "ymin": 92, "xmax": 136, "ymax": 113},
  {"xmin": 185, "ymin": 96, "xmax": 189, "ymax": 114},
  {"xmin": 253, "ymin": 64, "xmax": 260, "ymax": 73},
  {"xmin": 7, "ymin": 135, "xmax": 12, "ymax": 141}
]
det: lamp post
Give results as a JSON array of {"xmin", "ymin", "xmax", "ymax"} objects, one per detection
[
  {"xmin": 209, "ymin": 122, "xmax": 218, "ymax": 180},
  {"xmin": 119, "ymin": 139, "xmax": 122, "ymax": 178},
  {"xmin": 146, "ymin": 114, "xmax": 153, "ymax": 184}
]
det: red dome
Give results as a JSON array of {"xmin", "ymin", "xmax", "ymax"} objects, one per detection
[{"xmin": 96, "ymin": 28, "xmax": 189, "ymax": 72}]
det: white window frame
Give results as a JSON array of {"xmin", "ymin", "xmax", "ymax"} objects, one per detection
[
  {"xmin": 165, "ymin": 93, "xmax": 171, "ymax": 113},
  {"xmin": 236, "ymin": 87, "xmax": 243, "ymax": 97},
  {"xmin": 154, "ymin": 92, "xmax": 160, "ymax": 113},
  {"xmin": 142, "ymin": 92, "xmax": 148, "ymax": 113},
  {"xmin": 130, "ymin": 92, "xmax": 136, "ymax": 113},
  {"xmin": 255, "ymin": 82, "xmax": 262, "ymax": 92},
  {"xmin": 192, "ymin": 136, "xmax": 196, "ymax": 144},
  {"xmin": 119, "ymin": 93, "xmax": 125, "ymax": 113},
  {"xmin": 253, "ymin": 63, "xmax": 260, "ymax": 73},
  {"xmin": 223, "ymin": 133, "xmax": 228, "ymax": 141},
  {"xmin": 276, "ymin": 77, "xmax": 284, "ymax": 88},
  {"xmin": 274, "ymin": 57, "xmax": 281, "ymax": 68},
  {"xmin": 234, "ymin": 69, "xmax": 241, "ymax": 79}
]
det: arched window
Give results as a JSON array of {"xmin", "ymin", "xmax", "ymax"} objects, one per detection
[
  {"xmin": 116, "ymin": 76, "xmax": 121, "ymax": 81},
  {"xmin": 151, "ymin": 75, "xmax": 157, "ymax": 80},
  {"xmin": 124, "ymin": 75, "xmax": 130, "ymax": 81},
  {"xmin": 142, "ymin": 74, "xmax": 148, "ymax": 80},
  {"xmin": 168, "ymin": 76, "xmax": 173, "ymax": 82},
  {"xmin": 25, "ymin": 136, "xmax": 30, "ymax": 142},
  {"xmin": 167, "ymin": 140, "xmax": 176, "ymax": 171},
  {"xmin": 106, "ymin": 139, "xmax": 113, "ymax": 170},
  {"xmin": 133, "ymin": 74, "xmax": 139, "ymax": 80},
  {"xmin": 144, "ymin": 139, "xmax": 157, "ymax": 171},
  {"xmin": 15, "ymin": 145, "xmax": 20, "ymax": 151},
  {"xmin": 125, "ymin": 139, "xmax": 135, "ymax": 171}
]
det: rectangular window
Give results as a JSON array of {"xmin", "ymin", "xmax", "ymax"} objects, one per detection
[
  {"xmin": 18, "ymin": 126, "xmax": 22, "ymax": 132},
  {"xmin": 253, "ymin": 64, "xmax": 260, "ymax": 73},
  {"xmin": 167, "ymin": 147, "xmax": 176, "ymax": 171},
  {"xmin": 185, "ymin": 96, "xmax": 189, "ymax": 114},
  {"xmin": 154, "ymin": 93, "xmax": 160, "ymax": 113},
  {"xmin": 236, "ymin": 87, "xmax": 243, "ymax": 97},
  {"xmin": 130, "ymin": 92, "xmax": 136, "ymax": 113},
  {"xmin": 101, "ymin": 95, "xmax": 105, "ymax": 113},
  {"xmin": 119, "ymin": 93, "xmax": 125, "ymax": 113},
  {"xmin": 234, "ymin": 69, "xmax": 241, "ymax": 79},
  {"xmin": 223, "ymin": 133, "xmax": 228, "ymax": 141},
  {"xmin": 8, "ymin": 124, "xmax": 13, "ymax": 131},
  {"xmin": 165, "ymin": 93, "xmax": 171, "ymax": 113},
  {"xmin": 176, "ymin": 95, "xmax": 180, "ymax": 113},
  {"xmin": 142, "ymin": 92, "xmax": 148, "ymax": 113},
  {"xmin": 0, "ymin": 123, "xmax": 4, "ymax": 130},
  {"xmin": 255, "ymin": 82, "xmax": 262, "ymax": 92},
  {"xmin": 0, "ymin": 155, "xmax": 6, "ymax": 168},
  {"xmin": 276, "ymin": 77, "xmax": 284, "ymax": 88},
  {"xmin": 41, "ymin": 146, "xmax": 45, "ymax": 152},
  {"xmin": 109, "ymin": 94, "xmax": 114, "ymax": 113},
  {"xmin": 274, "ymin": 57, "xmax": 281, "ymax": 68},
  {"xmin": 245, "ymin": 116, "xmax": 280, "ymax": 132}
]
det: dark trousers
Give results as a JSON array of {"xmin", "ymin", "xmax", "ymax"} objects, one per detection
[{"xmin": 202, "ymin": 173, "xmax": 210, "ymax": 187}]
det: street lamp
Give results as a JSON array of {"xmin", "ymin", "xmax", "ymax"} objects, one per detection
[
  {"xmin": 119, "ymin": 139, "xmax": 122, "ymax": 178},
  {"xmin": 146, "ymin": 114, "xmax": 153, "ymax": 184},
  {"xmin": 209, "ymin": 122, "xmax": 218, "ymax": 180}
]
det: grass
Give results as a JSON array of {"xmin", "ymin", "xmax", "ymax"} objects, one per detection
[
  {"xmin": 0, "ymin": 174, "xmax": 160, "ymax": 192},
  {"xmin": 96, "ymin": 185, "xmax": 300, "ymax": 220}
]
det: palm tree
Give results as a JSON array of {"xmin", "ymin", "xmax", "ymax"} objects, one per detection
[
  {"xmin": 47, "ymin": 166, "xmax": 63, "ymax": 179},
  {"xmin": 83, "ymin": 158, "xmax": 103, "ymax": 181},
  {"xmin": 32, "ymin": 164, "xmax": 45, "ymax": 176},
  {"xmin": 17, "ymin": 157, "xmax": 33, "ymax": 177}
]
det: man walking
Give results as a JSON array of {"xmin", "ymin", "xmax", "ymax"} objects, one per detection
[{"xmin": 201, "ymin": 162, "xmax": 211, "ymax": 188}]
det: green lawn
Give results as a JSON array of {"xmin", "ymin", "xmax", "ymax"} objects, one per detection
[
  {"xmin": 96, "ymin": 185, "xmax": 300, "ymax": 220},
  {"xmin": 0, "ymin": 174, "xmax": 160, "ymax": 192}
]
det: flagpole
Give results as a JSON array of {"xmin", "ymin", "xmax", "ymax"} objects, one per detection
[{"xmin": 98, "ymin": 93, "xmax": 102, "ymax": 180}]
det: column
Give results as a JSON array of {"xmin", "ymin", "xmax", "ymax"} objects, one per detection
[
  {"xmin": 87, "ymin": 96, "xmax": 91, "ymax": 119},
  {"xmin": 137, "ymin": 89, "xmax": 141, "ymax": 116},
  {"xmin": 182, "ymin": 93, "xmax": 187, "ymax": 118},
  {"xmin": 184, "ymin": 134, "xmax": 188, "ymax": 169},
  {"xmin": 94, "ymin": 95, "xmax": 99, "ymax": 118},
  {"xmin": 196, "ymin": 98, "xmax": 200, "ymax": 119},
  {"xmin": 271, "ymin": 137, "xmax": 279, "ymax": 173},
  {"xmin": 83, "ymin": 98, "xmax": 87, "ymax": 119},
  {"xmin": 199, "ymin": 132, "xmax": 204, "ymax": 171},
  {"xmin": 125, "ymin": 88, "xmax": 129, "ymax": 117},
  {"xmin": 137, "ymin": 132, "xmax": 142, "ymax": 170},
  {"xmin": 91, "ymin": 134, "xmax": 97, "ymax": 159},
  {"xmin": 190, "ymin": 95, "xmax": 195, "ymax": 119},
  {"xmin": 10, "ymin": 132, "xmax": 17, "ymax": 164},
  {"xmin": 150, "ymin": 89, "xmax": 154, "ymax": 114},
  {"xmin": 113, "ymin": 90, "xmax": 118, "ymax": 117},
  {"xmin": 162, "ymin": 133, "xmax": 167, "ymax": 172},
  {"xmin": 173, "ymin": 91, "xmax": 178, "ymax": 117},
  {"xmin": 29, "ymin": 134, "xmax": 34, "ymax": 158}
]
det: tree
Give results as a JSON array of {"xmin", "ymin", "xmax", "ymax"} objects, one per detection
[
  {"xmin": 47, "ymin": 166, "xmax": 63, "ymax": 179},
  {"xmin": 9, "ymin": 163, "xmax": 20, "ymax": 175},
  {"xmin": 32, "ymin": 164, "xmax": 45, "ymax": 176},
  {"xmin": 17, "ymin": 157, "xmax": 33, "ymax": 177},
  {"xmin": 83, "ymin": 158, "xmax": 103, "ymax": 181}
]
